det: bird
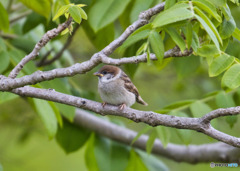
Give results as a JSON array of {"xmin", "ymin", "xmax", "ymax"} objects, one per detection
[{"xmin": 94, "ymin": 65, "xmax": 148, "ymax": 110}]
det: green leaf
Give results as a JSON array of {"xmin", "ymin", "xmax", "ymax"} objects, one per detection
[
  {"xmin": 163, "ymin": 100, "xmax": 195, "ymax": 110},
  {"xmin": 53, "ymin": 4, "xmax": 71, "ymax": 21},
  {"xmin": 0, "ymin": 2, "xmax": 9, "ymax": 32},
  {"xmin": 232, "ymin": 27, "xmax": 240, "ymax": 41},
  {"xmin": 156, "ymin": 126, "xmax": 170, "ymax": 148},
  {"xmin": 216, "ymin": 91, "xmax": 235, "ymax": 108},
  {"xmin": 165, "ymin": 27, "xmax": 186, "ymax": 52},
  {"xmin": 146, "ymin": 130, "xmax": 157, "ymax": 154},
  {"xmin": 170, "ymin": 111, "xmax": 192, "ymax": 145},
  {"xmin": 149, "ymin": 30, "xmax": 164, "ymax": 63},
  {"xmin": 192, "ymin": 0, "xmax": 221, "ymax": 22},
  {"xmin": 83, "ymin": 22, "xmax": 114, "ymax": 50},
  {"xmin": 228, "ymin": 0, "xmax": 239, "ymax": 5},
  {"xmin": 0, "ymin": 51, "xmax": 10, "ymax": 74},
  {"xmin": 88, "ymin": 0, "xmax": 131, "ymax": 32},
  {"xmin": 174, "ymin": 55, "xmax": 200, "ymax": 79},
  {"xmin": 152, "ymin": 5, "xmax": 193, "ymax": 28},
  {"xmin": 49, "ymin": 101, "xmax": 62, "ymax": 127},
  {"xmin": 186, "ymin": 22, "xmax": 193, "ymax": 49},
  {"xmin": 195, "ymin": 14, "xmax": 220, "ymax": 50},
  {"xmin": 23, "ymin": 12, "xmax": 46, "ymax": 34},
  {"xmin": 190, "ymin": 101, "xmax": 212, "ymax": 117},
  {"xmin": 85, "ymin": 134, "xmax": 99, "ymax": 171},
  {"xmin": 211, "ymin": 0, "xmax": 227, "ymax": 7},
  {"xmin": 226, "ymin": 115, "xmax": 237, "ymax": 128},
  {"xmin": 130, "ymin": 0, "xmax": 154, "ymax": 23},
  {"xmin": 131, "ymin": 126, "xmax": 151, "ymax": 145},
  {"xmin": 56, "ymin": 119, "xmax": 91, "ymax": 154},
  {"xmin": 209, "ymin": 54, "xmax": 234, "ymax": 77},
  {"xmin": 9, "ymin": 49, "xmax": 37, "ymax": 75},
  {"xmin": 32, "ymin": 98, "xmax": 58, "ymax": 138},
  {"xmin": 222, "ymin": 64, "xmax": 240, "ymax": 89},
  {"xmin": 69, "ymin": 5, "xmax": 82, "ymax": 24},
  {"xmin": 215, "ymin": 91, "xmax": 237, "ymax": 128},
  {"xmin": 78, "ymin": 7, "xmax": 87, "ymax": 20},
  {"xmin": 0, "ymin": 163, "xmax": 2, "ymax": 171},
  {"xmin": 0, "ymin": 92, "xmax": 18, "ymax": 104},
  {"xmin": 60, "ymin": 28, "xmax": 69, "ymax": 35},
  {"xmin": 136, "ymin": 42, "xmax": 148, "ymax": 55},
  {"xmin": 125, "ymin": 150, "xmax": 148, "ymax": 171},
  {"xmin": 191, "ymin": 31, "xmax": 200, "ymax": 52},
  {"xmin": 109, "ymin": 142, "xmax": 130, "ymax": 171},
  {"xmin": 137, "ymin": 150, "xmax": 169, "ymax": 171},
  {"xmin": 221, "ymin": 4, "xmax": 233, "ymax": 21},
  {"xmin": 165, "ymin": 0, "xmax": 176, "ymax": 10},
  {"xmin": 121, "ymin": 29, "xmax": 150, "ymax": 50},
  {"xmin": 19, "ymin": 0, "xmax": 51, "ymax": 19},
  {"xmin": 194, "ymin": 7, "xmax": 222, "ymax": 45},
  {"xmin": 0, "ymin": 38, "xmax": 6, "ymax": 52},
  {"xmin": 219, "ymin": 18, "xmax": 236, "ymax": 39},
  {"xmin": 196, "ymin": 44, "xmax": 220, "ymax": 57},
  {"xmin": 40, "ymin": 79, "xmax": 76, "ymax": 121},
  {"xmin": 94, "ymin": 136, "xmax": 130, "ymax": 171},
  {"xmin": 85, "ymin": 134, "xmax": 130, "ymax": 171},
  {"xmin": 124, "ymin": 63, "xmax": 139, "ymax": 79}
]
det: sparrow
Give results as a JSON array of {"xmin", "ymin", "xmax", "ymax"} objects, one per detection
[{"xmin": 94, "ymin": 65, "xmax": 148, "ymax": 110}]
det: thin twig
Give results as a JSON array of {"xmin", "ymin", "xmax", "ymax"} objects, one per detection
[
  {"xmin": 0, "ymin": 32, "xmax": 18, "ymax": 39},
  {"xmin": 37, "ymin": 24, "xmax": 81, "ymax": 67},
  {"xmin": 0, "ymin": 48, "xmax": 192, "ymax": 91},
  {"xmin": 10, "ymin": 10, "xmax": 32, "ymax": 24},
  {"xmin": 7, "ymin": 0, "xmax": 14, "ymax": 12},
  {"xmin": 8, "ymin": 17, "xmax": 73, "ymax": 78}
]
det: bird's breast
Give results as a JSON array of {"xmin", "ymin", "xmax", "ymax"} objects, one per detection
[{"xmin": 98, "ymin": 79, "xmax": 135, "ymax": 106}]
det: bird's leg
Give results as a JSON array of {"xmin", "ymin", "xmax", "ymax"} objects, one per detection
[
  {"xmin": 101, "ymin": 102, "xmax": 107, "ymax": 108},
  {"xmin": 119, "ymin": 103, "xmax": 126, "ymax": 110}
]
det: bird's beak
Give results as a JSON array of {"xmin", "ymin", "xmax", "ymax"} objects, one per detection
[{"xmin": 94, "ymin": 72, "xmax": 103, "ymax": 77}]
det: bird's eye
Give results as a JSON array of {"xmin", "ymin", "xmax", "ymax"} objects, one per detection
[{"xmin": 102, "ymin": 71, "xmax": 107, "ymax": 75}]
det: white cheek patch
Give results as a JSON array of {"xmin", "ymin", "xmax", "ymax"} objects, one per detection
[{"xmin": 100, "ymin": 71, "xmax": 121, "ymax": 83}]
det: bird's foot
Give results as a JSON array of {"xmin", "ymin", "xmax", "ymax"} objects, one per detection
[
  {"xmin": 101, "ymin": 102, "xmax": 107, "ymax": 108},
  {"xmin": 119, "ymin": 103, "xmax": 126, "ymax": 110}
]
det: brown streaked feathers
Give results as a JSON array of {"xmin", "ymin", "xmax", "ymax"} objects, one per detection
[{"xmin": 120, "ymin": 72, "xmax": 148, "ymax": 106}]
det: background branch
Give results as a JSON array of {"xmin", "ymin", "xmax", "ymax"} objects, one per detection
[{"xmin": 74, "ymin": 109, "xmax": 240, "ymax": 164}]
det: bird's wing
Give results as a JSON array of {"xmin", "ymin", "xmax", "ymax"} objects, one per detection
[{"xmin": 120, "ymin": 72, "xmax": 148, "ymax": 106}]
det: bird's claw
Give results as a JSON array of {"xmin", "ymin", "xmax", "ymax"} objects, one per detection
[
  {"xmin": 102, "ymin": 102, "xmax": 107, "ymax": 108},
  {"xmin": 119, "ymin": 103, "xmax": 126, "ymax": 110}
]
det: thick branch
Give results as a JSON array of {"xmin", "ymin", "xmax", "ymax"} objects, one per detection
[
  {"xmin": 11, "ymin": 86, "xmax": 240, "ymax": 148},
  {"xmin": 0, "ymin": 48, "xmax": 192, "ymax": 91},
  {"xmin": 8, "ymin": 17, "xmax": 73, "ymax": 78},
  {"xmin": 74, "ymin": 109, "xmax": 240, "ymax": 163}
]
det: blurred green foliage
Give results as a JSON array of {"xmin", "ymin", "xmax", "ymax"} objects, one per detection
[{"xmin": 0, "ymin": 0, "xmax": 240, "ymax": 170}]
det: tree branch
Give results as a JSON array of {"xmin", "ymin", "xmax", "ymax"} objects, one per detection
[
  {"xmin": 10, "ymin": 10, "xmax": 32, "ymax": 24},
  {"xmin": 0, "ymin": 47, "xmax": 192, "ymax": 91},
  {"xmin": 100, "ymin": 2, "xmax": 165, "ymax": 56},
  {"xmin": 74, "ymin": 109, "xmax": 240, "ymax": 164},
  {"xmin": 6, "ymin": 2, "xmax": 165, "ymax": 79},
  {"xmin": 36, "ymin": 24, "xmax": 81, "ymax": 67},
  {"xmin": 10, "ymin": 86, "xmax": 240, "ymax": 148},
  {"xmin": 8, "ymin": 17, "xmax": 73, "ymax": 79}
]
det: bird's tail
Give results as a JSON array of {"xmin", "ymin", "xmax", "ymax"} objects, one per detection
[{"xmin": 137, "ymin": 96, "xmax": 148, "ymax": 106}]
